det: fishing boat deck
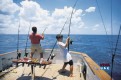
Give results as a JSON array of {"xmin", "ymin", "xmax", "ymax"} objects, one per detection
[{"xmin": 0, "ymin": 63, "xmax": 84, "ymax": 80}]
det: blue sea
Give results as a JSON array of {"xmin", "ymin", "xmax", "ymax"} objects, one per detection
[{"xmin": 0, "ymin": 34, "xmax": 121, "ymax": 80}]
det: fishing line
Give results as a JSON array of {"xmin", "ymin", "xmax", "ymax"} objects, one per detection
[
  {"xmin": 95, "ymin": 0, "xmax": 112, "ymax": 49},
  {"xmin": 95, "ymin": 0, "xmax": 116, "ymax": 79},
  {"xmin": 111, "ymin": 25, "xmax": 121, "ymax": 80}
]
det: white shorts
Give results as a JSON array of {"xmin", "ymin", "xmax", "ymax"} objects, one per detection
[{"xmin": 31, "ymin": 44, "xmax": 43, "ymax": 53}]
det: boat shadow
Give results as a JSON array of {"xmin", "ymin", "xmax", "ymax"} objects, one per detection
[
  {"xmin": 17, "ymin": 76, "xmax": 52, "ymax": 80},
  {"xmin": 58, "ymin": 69, "xmax": 70, "ymax": 77}
]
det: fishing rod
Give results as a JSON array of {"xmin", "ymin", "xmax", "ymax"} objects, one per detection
[
  {"xmin": 111, "ymin": 25, "xmax": 121, "ymax": 80},
  {"xmin": 24, "ymin": 22, "xmax": 31, "ymax": 57},
  {"xmin": 42, "ymin": 27, "xmax": 48, "ymax": 34},
  {"xmin": 48, "ymin": 0, "xmax": 78, "ymax": 61},
  {"xmin": 46, "ymin": 18, "xmax": 68, "ymax": 61},
  {"xmin": 17, "ymin": 19, "xmax": 21, "ymax": 59},
  {"xmin": 67, "ymin": 0, "xmax": 78, "ymax": 51},
  {"xmin": 43, "ymin": 0, "xmax": 78, "ymax": 69},
  {"xmin": 43, "ymin": 18, "xmax": 68, "ymax": 69}
]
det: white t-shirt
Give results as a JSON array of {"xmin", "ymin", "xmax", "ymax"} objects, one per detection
[{"xmin": 57, "ymin": 41, "xmax": 72, "ymax": 62}]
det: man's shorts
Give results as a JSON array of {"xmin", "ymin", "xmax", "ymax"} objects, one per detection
[
  {"xmin": 31, "ymin": 44, "xmax": 43, "ymax": 53},
  {"xmin": 64, "ymin": 60, "xmax": 73, "ymax": 66}
]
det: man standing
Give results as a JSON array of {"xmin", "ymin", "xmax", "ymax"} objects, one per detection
[
  {"xmin": 56, "ymin": 34, "xmax": 73, "ymax": 77},
  {"xmin": 29, "ymin": 26, "xmax": 44, "ymax": 63}
]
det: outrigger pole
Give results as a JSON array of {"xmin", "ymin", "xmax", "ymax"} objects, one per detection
[
  {"xmin": 111, "ymin": 25, "xmax": 121, "ymax": 80},
  {"xmin": 17, "ymin": 19, "xmax": 21, "ymax": 59}
]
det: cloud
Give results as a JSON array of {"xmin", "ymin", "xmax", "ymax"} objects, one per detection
[
  {"xmin": 92, "ymin": 24, "xmax": 100, "ymax": 31},
  {"xmin": 0, "ymin": 0, "xmax": 86, "ymax": 34},
  {"xmin": 0, "ymin": 0, "xmax": 20, "ymax": 14},
  {"xmin": 94, "ymin": 24, "xmax": 99, "ymax": 27},
  {"xmin": 19, "ymin": 0, "xmax": 49, "ymax": 22},
  {"xmin": 85, "ymin": 7, "xmax": 96, "ymax": 13}
]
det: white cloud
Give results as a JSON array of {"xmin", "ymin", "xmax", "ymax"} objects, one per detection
[
  {"xmin": 19, "ymin": 0, "xmax": 50, "ymax": 22},
  {"xmin": 0, "ymin": 0, "xmax": 20, "ymax": 14},
  {"xmin": 92, "ymin": 24, "xmax": 100, "ymax": 31},
  {"xmin": 0, "ymin": 0, "xmax": 86, "ymax": 34},
  {"xmin": 85, "ymin": 7, "xmax": 96, "ymax": 13},
  {"xmin": 94, "ymin": 24, "xmax": 99, "ymax": 27}
]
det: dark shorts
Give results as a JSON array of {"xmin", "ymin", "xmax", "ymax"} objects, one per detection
[{"xmin": 64, "ymin": 60, "xmax": 73, "ymax": 66}]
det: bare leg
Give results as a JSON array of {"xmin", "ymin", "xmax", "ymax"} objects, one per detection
[
  {"xmin": 69, "ymin": 65, "xmax": 73, "ymax": 77},
  {"xmin": 62, "ymin": 63, "xmax": 67, "ymax": 70},
  {"xmin": 59, "ymin": 63, "xmax": 67, "ymax": 73},
  {"xmin": 30, "ymin": 52, "xmax": 34, "ymax": 59},
  {"xmin": 40, "ymin": 52, "xmax": 43, "ymax": 58},
  {"xmin": 40, "ymin": 52, "xmax": 44, "ymax": 63}
]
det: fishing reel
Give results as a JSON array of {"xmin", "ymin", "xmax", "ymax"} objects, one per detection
[
  {"xmin": 17, "ymin": 52, "xmax": 21, "ymax": 59},
  {"xmin": 69, "ymin": 39, "xmax": 73, "ymax": 45},
  {"xmin": 24, "ymin": 52, "xmax": 29, "ymax": 57},
  {"xmin": 50, "ymin": 54, "xmax": 55, "ymax": 60}
]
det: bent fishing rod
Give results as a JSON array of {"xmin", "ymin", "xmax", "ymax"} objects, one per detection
[
  {"xmin": 45, "ymin": 0, "xmax": 79, "ymax": 64},
  {"xmin": 43, "ymin": 19, "xmax": 68, "ymax": 69},
  {"xmin": 67, "ymin": 0, "xmax": 78, "ymax": 51},
  {"xmin": 46, "ymin": 18, "xmax": 68, "ymax": 62},
  {"xmin": 42, "ymin": 27, "xmax": 48, "ymax": 34}
]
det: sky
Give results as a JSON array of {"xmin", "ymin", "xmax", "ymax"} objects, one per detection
[{"xmin": 0, "ymin": 0, "xmax": 121, "ymax": 35}]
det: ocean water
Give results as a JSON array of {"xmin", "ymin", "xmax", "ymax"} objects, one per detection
[{"xmin": 0, "ymin": 34, "xmax": 121, "ymax": 80}]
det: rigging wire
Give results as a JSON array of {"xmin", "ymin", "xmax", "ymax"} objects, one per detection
[
  {"xmin": 95, "ymin": 0, "xmax": 113, "ymax": 48},
  {"xmin": 95, "ymin": 0, "xmax": 113, "ymax": 56},
  {"xmin": 111, "ymin": 25, "xmax": 121, "ymax": 80},
  {"xmin": 95, "ymin": 0, "xmax": 117, "ymax": 79},
  {"xmin": 110, "ymin": 0, "xmax": 114, "ymax": 59},
  {"xmin": 111, "ymin": 0, "xmax": 113, "ymax": 39},
  {"xmin": 95, "ymin": 0, "xmax": 112, "ymax": 48}
]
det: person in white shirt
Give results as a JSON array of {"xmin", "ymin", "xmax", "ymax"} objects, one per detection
[{"xmin": 56, "ymin": 34, "xmax": 73, "ymax": 77}]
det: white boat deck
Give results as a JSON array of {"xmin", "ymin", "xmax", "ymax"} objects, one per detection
[{"xmin": 0, "ymin": 64, "xmax": 84, "ymax": 80}]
